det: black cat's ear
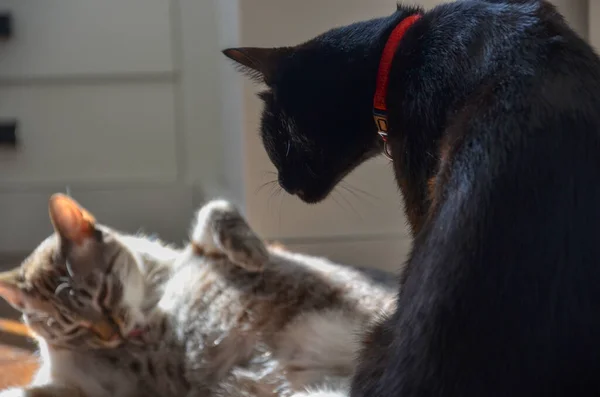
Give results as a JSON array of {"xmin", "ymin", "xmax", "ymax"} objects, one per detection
[
  {"xmin": 48, "ymin": 193, "xmax": 97, "ymax": 246},
  {"xmin": 222, "ymin": 47, "xmax": 291, "ymax": 85}
]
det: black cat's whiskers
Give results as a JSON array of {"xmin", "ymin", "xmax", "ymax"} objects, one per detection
[
  {"xmin": 338, "ymin": 184, "xmax": 367, "ymax": 206},
  {"xmin": 255, "ymin": 171, "xmax": 279, "ymax": 196},
  {"xmin": 258, "ymin": 170, "xmax": 370, "ymax": 220},
  {"xmin": 329, "ymin": 193, "xmax": 344, "ymax": 213},
  {"xmin": 339, "ymin": 184, "xmax": 368, "ymax": 203},
  {"xmin": 277, "ymin": 192, "xmax": 286, "ymax": 232},
  {"xmin": 339, "ymin": 181, "xmax": 381, "ymax": 201},
  {"xmin": 266, "ymin": 183, "xmax": 283, "ymax": 210},
  {"xmin": 331, "ymin": 189, "xmax": 362, "ymax": 220},
  {"xmin": 327, "ymin": 175, "xmax": 383, "ymax": 218},
  {"xmin": 340, "ymin": 191, "xmax": 362, "ymax": 220},
  {"xmin": 255, "ymin": 180, "xmax": 278, "ymax": 196},
  {"xmin": 258, "ymin": 178, "xmax": 286, "ymax": 230}
]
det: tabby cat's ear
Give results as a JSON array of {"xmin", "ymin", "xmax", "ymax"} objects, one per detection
[
  {"xmin": 48, "ymin": 194, "xmax": 97, "ymax": 245},
  {"xmin": 222, "ymin": 47, "xmax": 291, "ymax": 85},
  {"xmin": 0, "ymin": 268, "xmax": 26, "ymax": 310}
]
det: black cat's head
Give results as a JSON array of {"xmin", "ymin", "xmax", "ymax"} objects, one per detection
[{"xmin": 223, "ymin": 17, "xmax": 397, "ymax": 203}]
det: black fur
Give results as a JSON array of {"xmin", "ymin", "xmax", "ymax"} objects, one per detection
[{"xmin": 225, "ymin": 0, "xmax": 600, "ymax": 396}]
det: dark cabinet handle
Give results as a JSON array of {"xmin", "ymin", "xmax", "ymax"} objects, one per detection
[
  {"xmin": 0, "ymin": 120, "xmax": 18, "ymax": 147},
  {"xmin": 0, "ymin": 12, "xmax": 12, "ymax": 40}
]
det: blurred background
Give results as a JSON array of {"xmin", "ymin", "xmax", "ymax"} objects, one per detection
[{"xmin": 0, "ymin": 0, "xmax": 591, "ymax": 275}]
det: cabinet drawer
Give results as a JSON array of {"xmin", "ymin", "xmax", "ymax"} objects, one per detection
[
  {"xmin": 0, "ymin": 82, "xmax": 177, "ymax": 184},
  {"xmin": 0, "ymin": 0, "xmax": 173, "ymax": 79}
]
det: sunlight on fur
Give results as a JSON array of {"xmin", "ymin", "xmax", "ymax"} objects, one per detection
[{"xmin": 0, "ymin": 194, "xmax": 395, "ymax": 397}]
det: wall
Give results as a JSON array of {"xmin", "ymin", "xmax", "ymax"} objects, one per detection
[
  {"xmin": 0, "ymin": 0, "xmax": 591, "ymax": 270},
  {"xmin": 554, "ymin": 0, "xmax": 588, "ymax": 39}
]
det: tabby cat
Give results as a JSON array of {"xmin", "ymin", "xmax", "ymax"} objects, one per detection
[
  {"xmin": 224, "ymin": 0, "xmax": 600, "ymax": 396},
  {"xmin": 0, "ymin": 194, "xmax": 394, "ymax": 397}
]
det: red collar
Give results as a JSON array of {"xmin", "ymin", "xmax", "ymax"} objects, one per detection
[{"xmin": 373, "ymin": 14, "xmax": 422, "ymax": 150}]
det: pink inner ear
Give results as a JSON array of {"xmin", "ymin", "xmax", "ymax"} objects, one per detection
[
  {"xmin": 49, "ymin": 194, "xmax": 96, "ymax": 244},
  {"xmin": 0, "ymin": 282, "xmax": 25, "ymax": 310}
]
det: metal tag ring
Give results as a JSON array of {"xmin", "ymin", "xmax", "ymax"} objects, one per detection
[{"xmin": 383, "ymin": 141, "xmax": 393, "ymax": 160}]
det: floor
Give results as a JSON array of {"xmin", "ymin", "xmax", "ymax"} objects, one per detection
[
  {"xmin": 0, "ymin": 255, "xmax": 32, "ymax": 347},
  {"xmin": 0, "ymin": 255, "xmax": 38, "ymax": 390},
  {"xmin": 0, "ymin": 319, "xmax": 38, "ymax": 390}
]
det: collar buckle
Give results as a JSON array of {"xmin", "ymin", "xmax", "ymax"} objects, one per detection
[
  {"xmin": 373, "ymin": 112, "xmax": 389, "ymax": 139},
  {"xmin": 381, "ymin": 139, "xmax": 393, "ymax": 160},
  {"xmin": 378, "ymin": 131, "xmax": 393, "ymax": 160},
  {"xmin": 374, "ymin": 111, "xmax": 392, "ymax": 160}
]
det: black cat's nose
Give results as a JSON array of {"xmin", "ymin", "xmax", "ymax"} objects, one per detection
[{"xmin": 278, "ymin": 175, "xmax": 300, "ymax": 195}]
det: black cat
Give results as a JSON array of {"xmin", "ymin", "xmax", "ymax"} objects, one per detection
[{"xmin": 224, "ymin": 1, "xmax": 600, "ymax": 396}]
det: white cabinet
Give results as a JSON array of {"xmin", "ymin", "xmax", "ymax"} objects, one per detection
[
  {"xmin": 0, "ymin": 83, "xmax": 177, "ymax": 184},
  {"xmin": 0, "ymin": 0, "xmax": 174, "ymax": 79},
  {"xmin": 0, "ymin": 0, "xmax": 187, "ymax": 253}
]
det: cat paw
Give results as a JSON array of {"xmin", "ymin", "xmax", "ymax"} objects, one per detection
[{"xmin": 191, "ymin": 200, "xmax": 268, "ymax": 272}]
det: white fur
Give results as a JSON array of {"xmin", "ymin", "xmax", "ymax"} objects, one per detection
[
  {"xmin": 292, "ymin": 389, "xmax": 349, "ymax": 397},
  {"xmin": 279, "ymin": 310, "xmax": 361, "ymax": 374},
  {"xmin": 109, "ymin": 238, "xmax": 148, "ymax": 331},
  {"xmin": 1, "ymin": 199, "xmax": 396, "ymax": 397},
  {"xmin": 119, "ymin": 235, "xmax": 180, "ymax": 264},
  {"xmin": 114, "ymin": 234, "xmax": 181, "ymax": 333},
  {"xmin": 28, "ymin": 339, "xmax": 136, "ymax": 397},
  {"xmin": 191, "ymin": 199, "xmax": 234, "ymax": 251}
]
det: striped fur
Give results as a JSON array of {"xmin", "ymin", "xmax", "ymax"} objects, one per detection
[{"xmin": 0, "ymin": 198, "xmax": 394, "ymax": 397}]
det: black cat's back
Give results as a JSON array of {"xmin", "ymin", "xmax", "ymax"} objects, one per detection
[{"xmin": 354, "ymin": 1, "xmax": 600, "ymax": 396}]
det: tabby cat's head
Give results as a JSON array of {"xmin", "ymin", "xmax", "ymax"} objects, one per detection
[{"xmin": 0, "ymin": 194, "xmax": 149, "ymax": 349}]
